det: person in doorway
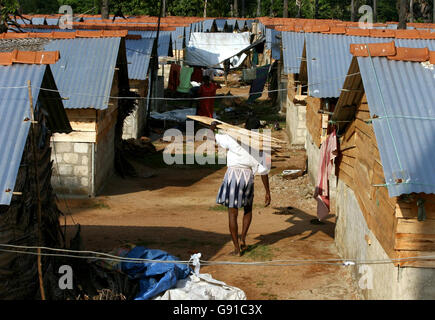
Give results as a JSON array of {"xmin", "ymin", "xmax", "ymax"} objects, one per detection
[
  {"xmin": 197, "ymin": 76, "xmax": 221, "ymax": 118},
  {"xmin": 209, "ymin": 121, "xmax": 271, "ymax": 256}
]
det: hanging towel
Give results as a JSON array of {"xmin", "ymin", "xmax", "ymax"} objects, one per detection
[
  {"xmin": 176, "ymin": 66, "xmax": 194, "ymax": 93},
  {"xmin": 168, "ymin": 63, "xmax": 181, "ymax": 92},
  {"xmin": 314, "ymin": 129, "xmax": 338, "ymax": 221}
]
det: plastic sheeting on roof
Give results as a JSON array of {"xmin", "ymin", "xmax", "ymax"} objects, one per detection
[
  {"xmin": 126, "ymin": 38, "xmax": 154, "ymax": 80},
  {"xmin": 357, "ymin": 57, "xmax": 435, "ymax": 197},
  {"xmin": 43, "ymin": 37, "xmax": 121, "ymax": 109},
  {"xmin": 185, "ymin": 32, "xmax": 251, "ymax": 68},
  {"xmin": 282, "ymin": 31, "xmax": 305, "ymax": 74}
]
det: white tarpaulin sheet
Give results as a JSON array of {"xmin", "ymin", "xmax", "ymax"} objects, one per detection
[
  {"xmin": 153, "ymin": 273, "xmax": 247, "ymax": 300},
  {"xmin": 185, "ymin": 32, "xmax": 251, "ymax": 69}
]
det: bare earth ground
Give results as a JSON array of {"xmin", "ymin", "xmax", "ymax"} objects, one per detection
[{"xmin": 58, "ymin": 126, "xmax": 362, "ymax": 300}]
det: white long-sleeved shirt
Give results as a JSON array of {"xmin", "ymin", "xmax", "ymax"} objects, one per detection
[{"xmin": 215, "ymin": 133, "xmax": 270, "ymax": 175}]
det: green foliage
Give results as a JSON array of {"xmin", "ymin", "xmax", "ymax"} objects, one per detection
[{"xmin": 13, "ymin": 0, "xmax": 418, "ymax": 24}]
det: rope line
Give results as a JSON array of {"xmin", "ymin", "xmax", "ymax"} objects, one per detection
[{"xmin": 1, "ymin": 243, "xmax": 434, "ymax": 267}]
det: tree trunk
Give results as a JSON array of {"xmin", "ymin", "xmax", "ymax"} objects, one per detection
[
  {"xmin": 101, "ymin": 0, "xmax": 109, "ymax": 19},
  {"xmin": 398, "ymin": 0, "xmax": 408, "ymax": 29},
  {"xmin": 234, "ymin": 0, "xmax": 238, "ymax": 17},
  {"xmin": 351, "ymin": 0, "xmax": 355, "ymax": 21},
  {"xmin": 296, "ymin": 0, "xmax": 301, "ymax": 18},
  {"xmin": 315, "ymin": 0, "xmax": 319, "ymax": 19},
  {"xmin": 257, "ymin": 0, "xmax": 261, "ymax": 16},
  {"xmin": 373, "ymin": 0, "xmax": 377, "ymax": 22},
  {"xmin": 203, "ymin": 0, "xmax": 207, "ymax": 17},
  {"xmin": 409, "ymin": 0, "xmax": 413, "ymax": 22},
  {"xmin": 162, "ymin": 0, "xmax": 166, "ymax": 17},
  {"xmin": 283, "ymin": 0, "xmax": 288, "ymax": 18},
  {"xmin": 241, "ymin": 0, "xmax": 245, "ymax": 17},
  {"xmin": 270, "ymin": 0, "xmax": 274, "ymax": 17}
]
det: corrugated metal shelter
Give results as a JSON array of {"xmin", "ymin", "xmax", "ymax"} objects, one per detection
[
  {"xmin": 334, "ymin": 55, "xmax": 435, "ymax": 197},
  {"xmin": 126, "ymin": 38, "xmax": 155, "ymax": 80},
  {"xmin": 128, "ymin": 30, "xmax": 172, "ymax": 57},
  {"xmin": 43, "ymin": 37, "xmax": 122, "ymax": 110},
  {"xmin": 304, "ymin": 33, "xmax": 435, "ymax": 98},
  {"xmin": 282, "ymin": 31, "xmax": 305, "ymax": 74},
  {"xmin": 202, "ymin": 19, "xmax": 214, "ymax": 32},
  {"xmin": 215, "ymin": 19, "xmax": 227, "ymax": 32},
  {"xmin": 358, "ymin": 56, "xmax": 435, "ymax": 197},
  {"xmin": 31, "ymin": 17, "xmax": 45, "ymax": 25},
  {"xmin": 0, "ymin": 64, "xmax": 71, "ymax": 205},
  {"xmin": 265, "ymin": 28, "xmax": 281, "ymax": 60},
  {"xmin": 172, "ymin": 26, "xmax": 185, "ymax": 50}
]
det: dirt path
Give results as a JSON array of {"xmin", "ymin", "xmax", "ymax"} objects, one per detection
[{"xmin": 58, "ymin": 129, "xmax": 361, "ymax": 300}]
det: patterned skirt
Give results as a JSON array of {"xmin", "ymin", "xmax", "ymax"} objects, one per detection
[{"xmin": 216, "ymin": 167, "xmax": 254, "ymax": 208}]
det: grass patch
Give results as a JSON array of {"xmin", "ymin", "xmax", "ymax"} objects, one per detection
[
  {"xmin": 90, "ymin": 201, "xmax": 110, "ymax": 210},
  {"xmin": 208, "ymin": 205, "xmax": 227, "ymax": 211},
  {"xmin": 243, "ymin": 244, "xmax": 274, "ymax": 261},
  {"xmin": 260, "ymin": 292, "xmax": 278, "ymax": 300},
  {"xmin": 140, "ymin": 151, "xmax": 225, "ymax": 170}
]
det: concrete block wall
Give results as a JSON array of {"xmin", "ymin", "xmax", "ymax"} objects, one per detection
[
  {"xmin": 122, "ymin": 97, "xmax": 146, "ymax": 140},
  {"xmin": 95, "ymin": 124, "xmax": 116, "ymax": 195},
  {"xmin": 335, "ymin": 179, "xmax": 435, "ymax": 299},
  {"xmin": 51, "ymin": 141, "xmax": 92, "ymax": 196},
  {"xmin": 305, "ymin": 132, "xmax": 320, "ymax": 186},
  {"xmin": 286, "ymin": 97, "xmax": 307, "ymax": 146}
]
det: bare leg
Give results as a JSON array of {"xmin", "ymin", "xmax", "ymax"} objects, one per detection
[
  {"xmin": 228, "ymin": 208, "xmax": 240, "ymax": 255},
  {"xmin": 241, "ymin": 205, "xmax": 252, "ymax": 250}
]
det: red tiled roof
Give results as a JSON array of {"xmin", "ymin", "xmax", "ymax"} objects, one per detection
[
  {"xmin": 350, "ymin": 42, "xmax": 434, "ymax": 63},
  {"xmin": 350, "ymin": 41, "xmax": 397, "ymax": 57},
  {"xmin": 0, "ymin": 30, "xmax": 129, "ymax": 39},
  {"xmin": 388, "ymin": 47, "xmax": 430, "ymax": 62},
  {"xmin": 0, "ymin": 49, "xmax": 60, "ymax": 66}
]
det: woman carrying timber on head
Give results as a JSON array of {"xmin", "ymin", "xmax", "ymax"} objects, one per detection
[{"xmin": 209, "ymin": 121, "xmax": 271, "ymax": 257}]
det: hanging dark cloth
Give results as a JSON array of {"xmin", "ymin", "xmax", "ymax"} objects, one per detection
[
  {"xmin": 191, "ymin": 67, "xmax": 203, "ymax": 83},
  {"xmin": 247, "ymin": 64, "xmax": 270, "ymax": 103},
  {"xmin": 168, "ymin": 63, "xmax": 181, "ymax": 92}
]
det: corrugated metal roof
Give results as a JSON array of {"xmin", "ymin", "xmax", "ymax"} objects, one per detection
[
  {"xmin": 172, "ymin": 26, "xmax": 185, "ymax": 50},
  {"xmin": 185, "ymin": 25, "xmax": 191, "ymax": 44},
  {"xmin": 282, "ymin": 31, "xmax": 305, "ymax": 74},
  {"xmin": 43, "ymin": 37, "xmax": 121, "ymax": 109},
  {"xmin": 305, "ymin": 33, "xmax": 435, "ymax": 98},
  {"xmin": 265, "ymin": 28, "xmax": 281, "ymax": 60},
  {"xmin": 0, "ymin": 64, "xmax": 44, "ymax": 205},
  {"xmin": 31, "ymin": 17, "xmax": 45, "ymax": 25},
  {"xmin": 226, "ymin": 19, "xmax": 237, "ymax": 31},
  {"xmin": 203, "ymin": 19, "xmax": 214, "ymax": 32},
  {"xmin": 236, "ymin": 20, "xmax": 245, "ymax": 30},
  {"xmin": 357, "ymin": 57, "xmax": 435, "ymax": 197},
  {"xmin": 215, "ymin": 19, "xmax": 227, "ymax": 32},
  {"xmin": 0, "ymin": 64, "xmax": 71, "ymax": 205},
  {"xmin": 46, "ymin": 18, "xmax": 59, "ymax": 26},
  {"xmin": 128, "ymin": 30, "xmax": 172, "ymax": 56},
  {"xmin": 126, "ymin": 38, "xmax": 154, "ymax": 80}
]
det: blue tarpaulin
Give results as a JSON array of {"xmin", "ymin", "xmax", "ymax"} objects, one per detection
[{"xmin": 121, "ymin": 246, "xmax": 191, "ymax": 300}]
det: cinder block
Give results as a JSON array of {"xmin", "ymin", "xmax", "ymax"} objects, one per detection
[
  {"xmin": 57, "ymin": 164, "xmax": 73, "ymax": 176},
  {"xmin": 81, "ymin": 155, "xmax": 89, "ymax": 166},
  {"xmin": 74, "ymin": 143, "xmax": 89, "ymax": 154},
  {"xmin": 74, "ymin": 166, "xmax": 89, "ymax": 177},
  {"xmin": 81, "ymin": 177, "xmax": 89, "ymax": 187},
  {"xmin": 63, "ymin": 153, "xmax": 79, "ymax": 164},
  {"xmin": 53, "ymin": 142, "xmax": 72, "ymax": 153}
]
